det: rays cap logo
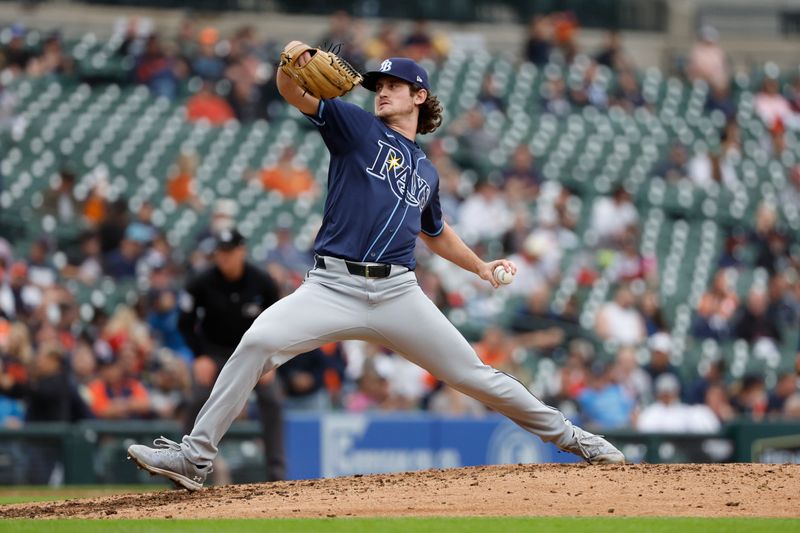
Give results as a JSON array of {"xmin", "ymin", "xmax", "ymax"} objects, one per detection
[{"xmin": 362, "ymin": 57, "xmax": 430, "ymax": 92}]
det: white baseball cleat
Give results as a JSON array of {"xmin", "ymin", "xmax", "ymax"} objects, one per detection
[
  {"xmin": 562, "ymin": 426, "xmax": 626, "ymax": 465},
  {"xmin": 127, "ymin": 436, "xmax": 212, "ymax": 491}
]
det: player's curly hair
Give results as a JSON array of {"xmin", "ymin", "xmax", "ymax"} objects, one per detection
[{"xmin": 413, "ymin": 87, "xmax": 443, "ymax": 135}]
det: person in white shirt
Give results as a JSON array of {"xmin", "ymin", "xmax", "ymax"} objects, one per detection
[
  {"xmin": 590, "ymin": 187, "xmax": 638, "ymax": 247},
  {"xmin": 456, "ymin": 180, "xmax": 513, "ymax": 245},
  {"xmin": 637, "ymin": 374, "xmax": 721, "ymax": 433},
  {"xmin": 595, "ymin": 284, "xmax": 646, "ymax": 346},
  {"xmin": 754, "ymin": 77, "xmax": 795, "ymax": 131}
]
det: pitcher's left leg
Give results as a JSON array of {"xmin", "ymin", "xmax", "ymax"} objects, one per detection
[{"xmin": 370, "ymin": 286, "xmax": 624, "ymax": 463}]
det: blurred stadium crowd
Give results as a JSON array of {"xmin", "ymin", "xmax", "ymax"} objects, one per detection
[{"xmin": 0, "ymin": 10, "xmax": 799, "ymax": 438}]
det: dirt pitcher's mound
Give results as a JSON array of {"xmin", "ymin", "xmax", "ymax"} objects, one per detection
[{"xmin": 2, "ymin": 464, "xmax": 798, "ymax": 519}]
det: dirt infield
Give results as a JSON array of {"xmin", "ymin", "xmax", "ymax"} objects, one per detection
[{"xmin": 1, "ymin": 464, "xmax": 798, "ymax": 519}]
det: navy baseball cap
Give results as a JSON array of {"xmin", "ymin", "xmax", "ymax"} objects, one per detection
[{"xmin": 362, "ymin": 58, "xmax": 430, "ymax": 92}]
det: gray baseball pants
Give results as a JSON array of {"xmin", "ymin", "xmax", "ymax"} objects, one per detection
[{"xmin": 181, "ymin": 256, "xmax": 577, "ymax": 466}]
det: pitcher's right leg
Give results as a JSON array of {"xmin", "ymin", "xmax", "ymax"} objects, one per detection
[{"xmin": 128, "ymin": 277, "xmax": 372, "ymax": 488}]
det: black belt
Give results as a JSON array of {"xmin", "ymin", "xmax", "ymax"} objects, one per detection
[{"xmin": 314, "ymin": 256, "xmax": 392, "ymax": 278}]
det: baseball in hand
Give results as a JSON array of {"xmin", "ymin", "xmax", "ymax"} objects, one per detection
[{"xmin": 493, "ymin": 265, "xmax": 514, "ymax": 285}]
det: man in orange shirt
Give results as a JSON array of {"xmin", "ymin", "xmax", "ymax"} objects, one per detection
[
  {"xmin": 87, "ymin": 354, "xmax": 150, "ymax": 419},
  {"xmin": 186, "ymin": 81, "xmax": 235, "ymax": 125},
  {"xmin": 259, "ymin": 147, "xmax": 318, "ymax": 199}
]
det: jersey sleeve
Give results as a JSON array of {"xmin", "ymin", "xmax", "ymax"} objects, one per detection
[
  {"xmin": 303, "ymin": 98, "xmax": 375, "ymax": 154},
  {"xmin": 420, "ymin": 181, "xmax": 444, "ymax": 237}
]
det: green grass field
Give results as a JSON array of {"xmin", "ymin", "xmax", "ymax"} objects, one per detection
[
  {"xmin": 1, "ymin": 518, "xmax": 800, "ymax": 532},
  {"xmin": 1, "ymin": 487, "xmax": 798, "ymax": 532}
]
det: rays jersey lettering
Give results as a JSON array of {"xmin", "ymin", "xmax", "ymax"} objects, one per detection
[
  {"xmin": 365, "ymin": 140, "xmax": 431, "ymax": 209},
  {"xmin": 302, "ymin": 98, "xmax": 444, "ymax": 269}
]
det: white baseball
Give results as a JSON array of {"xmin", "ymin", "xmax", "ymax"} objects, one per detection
[{"xmin": 493, "ymin": 265, "xmax": 514, "ymax": 285}]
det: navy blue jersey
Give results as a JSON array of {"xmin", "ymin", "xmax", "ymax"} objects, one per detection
[{"xmin": 304, "ymin": 98, "xmax": 443, "ymax": 270}]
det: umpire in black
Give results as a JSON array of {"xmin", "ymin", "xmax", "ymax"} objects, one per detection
[{"xmin": 178, "ymin": 228, "xmax": 285, "ymax": 481}]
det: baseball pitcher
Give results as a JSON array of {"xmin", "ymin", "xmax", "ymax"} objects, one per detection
[{"xmin": 127, "ymin": 41, "xmax": 624, "ymax": 491}]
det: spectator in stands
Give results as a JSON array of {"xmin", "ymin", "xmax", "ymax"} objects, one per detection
[
  {"xmin": 551, "ymin": 340, "xmax": 592, "ymax": 406},
  {"xmin": 192, "ymin": 27, "xmax": 225, "ymax": 81},
  {"xmin": 639, "ymin": 290, "xmax": 668, "ymax": 336},
  {"xmin": 693, "ymin": 268, "xmax": 739, "ymax": 340},
  {"xmin": 655, "ymin": 142, "xmax": 690, "ymax": 183},
  {"xmin": 613, "ymin": 234, "xmax": 657, "ymax": 284},
  {"xmin": 345, "ymin": 357, "xmax": 393, "ymax": 413},
  {"xmin": 1, "ymin": 24, "xmax": 31, "ymax": 75},
  {"xmin": 477, "ymin": 74, "xmax": 505, "ymax": 115},
  {"xmin": 787, "ymin": 75, "xmax": 800, "ymax": 113},
  {"xmin": 612, "ymin": 69, "xmax": 645, "ymax": 112},
  {"xmin": 473, "ymin": 326, "xmax": 513, "ymax": 372},
  {"xmin": 258, "ymin": 146, "xmax": 318, "ymax": 199},
  {"xmin": 590, "ymin": 186, "xmax": 638, "ymax": 247},
  {"xmin": 225, "ymin": 53, "xmax": 267, "ymax": 123},
  {"xmin": 687, "ymin": 359, "xmax": 726, "ymax": 405},
  {"xmin": 70, "ymin": 338, "xmax": 96, "ymax": 392},
  {"xmin": 0, "ymin": 79, "xmax": 17, "ymax": 135},
  {"xmin": 784, "ymin": 393, "xmax": 800, "ymax": 419},
  {"xmin": 41, "ymin": 168, "xmax": 82, "ymax": 224},
  {"xmin": 551, "ymin": 12, "xmax": 579, "ymax": 64},
  {"xmin": 687, "ymin": 122, "xmax": 741, "ymax": 190},
  {"xmin": 509, "ymin": 283, "xmax": 566, "ymax": 356},
  {"xmin": 456, "ymin": 179, "xmax": 512, "ymax": 245},
  {"xmin": 636, "ymin": 374, "xmax": 720, "ymax": 433},
  {"xmin": 1, "ymin": 341, "xmax": 89, "ymax": 483},
  {"xmin": 502, "ymin": 145, "xmax": 540, "ymax": 204},
  {"xmin": 733, "ymin": 287, "xmax": 782, "ymax": 346},
  {"xmin": 731, "ymin": 374, "xmax": 768, "ymax": 421},
  {"xmin": 277, "ymin": 348, "xmax": 330, "ymax": 411},
  {"xmin": 577, "ymin": 361, "xmax": 635, "ymax": 430},
  {"xmin": 147, "ymin": 353, "xmax": 190, "ymax": 419},
  {"xmin": 750, "ymin": 202, "xmax": 792, "ymax": 274},
  {"xmin": 644, "ymin": 332, "xmax": 683, "ymax": 390},
  {"xmin": 17, "ymin": 340, "xmax": 88, "ymax": 420},
  {"xmin": 26, "ymin": 239, "xmax": 56, "ymax": 288},
  {"xmin": 318, "ymin": 11, "xmax": 366, "ymax": 71},
  {"xmin": 103, "ymin": 224, "xmax": 148, "ymax": 280},
  {"xmin": 448, "ymin": 107, "xmax": 500, "ymax": 169},
  {"xmin": 98, "ymin": 198, "xmax": 130, "ymax": 255},
  {"xmin": 264, "ymin": 224, "xmax": 313, "ymax": 278},
  {"xmin": 687, "ymin": 25, "xmax": 729, "ymax": 91},
  {"xmin": 754, "ymin": 76, "xmax": 794, "ymax": 133},
  {"xmin": 767, "ymin": 271, "xmax": 796, "ymax": 331},
  {"xmin": 364, "ymin": 22, "xmax": 402, "ymax": 61},
  {"xmin": 505, "ymin": 234, "xmax": 548, "ymax": 297},
  {"xmin": 87, "ymin": 352, "xmax": 150, "ymax": 419},
  {"xmin": 186, "ymin": 81, "xmax": 236, "ymax": 125},
  {"xmin": 0, "ymin": 262, "xmax": 39, "ymax": 321},
  {"xmin": 436, "ymin": 167, "xmax": 465, "ymax": 226},
  {"xmin": 575, "ymin": 62, "xmax": 609, "ymax": 110},
  {"xmin": 595, "ymin": 30, "xmax": 629, "ymax": 72},
  {"xmin": 146, "ymin": 289, "xmax": 193, "ymax": 366},
  {"xmin": 402, "ymin": 19, "xmax": 447, "ymax": 63},
  {"xmin": 613, "ymin": 345, "xmax": 652, "ymax": 407},
  {"xmin": 705, "ymin": 85, "xmax": 737, "ymax": 121},
  {"xmin": 768, "ymin": 372, "xmax": 798, "ymax": 416},
  {"xmin": 132, "ymin": 35, "xmax": 177, "ymax": 99},
  {"xmin": 781, "ymin": 164, "xmax": 800, "ymax": 215},
  {"xmin": 524, "ymin": 15, "xmax": 552, "ymax": 66},
  {"xmin": 428, "ymin": 384, "xmax": 485, "ymax": 416},
  {"xmin": 541, "ymin": 75, "xmax": 571, "ymax": 117},
  {"xmin": 595, "ymin": 284, "xmax": 647, "ymax": 346},
  {"xmin": 167, "ymin": 151, "xmax": 200, "ymax": 207},
  {"xmin": 704, "ymin": 383, "xmax": 736, "ymax": 423}
]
